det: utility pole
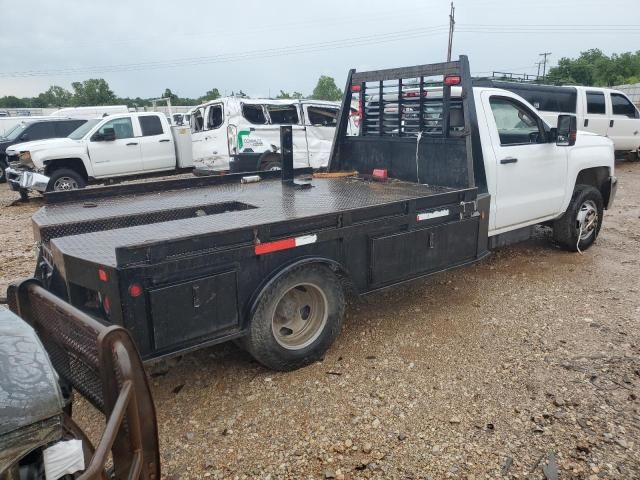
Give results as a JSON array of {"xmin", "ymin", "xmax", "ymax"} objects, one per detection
[
  {"xmin": 447, "ymin": 2, "xmax": 455, "ymax": 62},
  {"xmin": 539, "ymin": 52, "xmax": 551, "ymax": 80},
  {"xmin": 535, "ymin": 61, "xmax": 544, "ymax": 79}
]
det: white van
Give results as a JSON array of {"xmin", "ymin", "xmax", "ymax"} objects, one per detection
[
  {"xmin": 476, "ymin": 81, "xmax": 640, "ymax": 159},
  {"xmin": 49, "ymin": 105, "xmax": 129, "ymax": 119},
  {"xmin": 190, "ymin": 97, "xmax": 350, "ymax": 171}
]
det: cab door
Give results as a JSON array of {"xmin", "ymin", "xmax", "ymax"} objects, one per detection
[
  {"xmin": 137, "ymin": 115, "xmax": 174, "ymax": 171},
  {"xmin": 303, "ymin": 103, "xmax": 339, "ymax": 168},
  {"xmin": 582, "ymin": 90, "xmax": 609, "ymax": 137},
  {"xmin": 481, "ymin": 92, "xmax": 568, "ymax": 231},
  {"xmin": 88, "ymin": 116, "xmax": 143, "ymax": 177},
  {"xmin": 190, "ymin": 106, "xmax": 208, "ymax": 164},
  {"xmin": 201, "ymin": 103, "xmax": 227, "ymax": 169},
  {"xmin": 608, "ymin": 92, "xmax": 640, "ymax": 151}
]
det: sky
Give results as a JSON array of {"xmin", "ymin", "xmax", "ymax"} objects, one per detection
[{"xmin": 1, "ymin": 0, "xmax": 639, "ymax": 100}]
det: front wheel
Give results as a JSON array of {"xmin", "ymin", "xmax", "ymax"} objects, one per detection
[
  {"xmin": 0, "ymin": 161, "xmax": 6, "ymax": 183},
  {"xmin": 553, "ymin": 185, "xmax": 604, "ymax": 251},
  {"xmin": 46, "ymin": 168, "xmax": 86, "ymax": 192},
  {"xmin": 244, "ymin": 264, "xmax": 345, "ymax": 371}
]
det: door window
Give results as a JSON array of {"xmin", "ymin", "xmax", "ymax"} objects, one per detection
[
  {"xmin": 242, "ymin": 104, "xmax": 267, "ymax": 124},
  {"xmin": 96, "ymin": 118, "xmax": 134, "ymax": 139},
  {"xmin": 206, "ymin": 105, "xmax": 224, "ymax": 129},
  {"xmin": 489, "ymin": 97, "xmax": 543, "ymax": 145},
  {"xmin": 24, "ymin": 122, "xmax": 55, "ymax": 140},
  {"xmin": 266, "ymin": 104, "xmax": 299, "ymax": 124},
  {"xmin": 307, "ymin": 106, "xmax": 338, "ymax": 126},
  {"xmin": 611, "ymin": 93, "xmax": 639, "ymax": 118},
  {"xmin": 139, "ymin": 115, "xmax": 164, "ymax": 136},
  {"xmin": 586, "ymin": 91, "xmax": 606, "ymax": 114},
  {"xmin": 55, "ymin": 120, "xmax": 86, "ymax": 137},
  {"xmin": 191, "ymin": 108, "xmax": 205, "ymax": 132}
]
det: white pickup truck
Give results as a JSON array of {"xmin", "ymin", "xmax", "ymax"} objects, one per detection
[
  {"xmin": 2, "ymin": 57, "xmax": 618, "ymax": 375},
  {"xmin": 5, "ymin": 112, "xmax": 193, "ymax": 197}
]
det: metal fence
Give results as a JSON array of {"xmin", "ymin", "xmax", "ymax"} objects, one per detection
[{"xmin": 614, "ymin": 83, "xmax": 640, "ymax": 107}]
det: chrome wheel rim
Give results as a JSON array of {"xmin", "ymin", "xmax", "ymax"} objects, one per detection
[
  {"xmin": 271, "ymin": 283, "xmax": 328, "ymax": 350},
  {"xmin": 53, "ymin": 176, "xmax": 79, "ymax": 191},
  {"xmin": 576, "ymin": 199, "xmax": 598, "ymax": 241}
]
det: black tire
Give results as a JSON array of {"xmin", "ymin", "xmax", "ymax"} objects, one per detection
[
  {"xmin": 46, "ymin": 168, "xmax": 86, "ymax": 192},
  {"xmin": 259, "ymin": 153, "xmax": 282, "ymax": 171},
  {"xmin": 553, "ymin": 184, "xmax": 604, "ymax": 251},
  {"xmin": 0, "ymin": 161, "xmax": 6, "ymax": 183},
  {"xmin": 19, "ymin": 189, "xmax": 29, "ymax": 201},
  {"xmin": 244, "ymin": 264, "xmax": 345, "ymax": 371}
]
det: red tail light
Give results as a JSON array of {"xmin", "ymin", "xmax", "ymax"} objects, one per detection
[
  {"xmin": 98, "ymin": 268, "xmax": 108, "ymax": 282},
  {"xmin": 351, "ymin": 84, "xmax": 361, "ymax": 93},
  {"xmin": 444, "ymin": 75, "xmax": 461, "ymax": 86},
  {"xmin": 129, "ymin": 283, "xmax": 143, "ymax": 298},
  {"xmin": 372, "ymin": 169, "xmax": 388, "ymax": 181}
]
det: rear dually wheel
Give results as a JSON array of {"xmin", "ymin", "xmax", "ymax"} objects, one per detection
[{"xmin": 244, "ymin": 264, "xmax": 345, "ymax": 371}]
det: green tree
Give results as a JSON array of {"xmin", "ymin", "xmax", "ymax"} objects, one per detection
[
  {"xmin": 200, "ymin": 88, "xmax": 221, "ymax": 102},
  {"xmin": 276, "ymin": 90, "xmax": 304, "ymax": 99},
  {"xmin": 0, "ymin": 96, "xmax": 28, "ymax": 108},
  {"xmin": 162, "ymin": 88, "xmax": 178, "ymax": 101},
  {"xmin": 37, "ymin": 85, "xmax": 72, "ymax": 107},
  {"xmin": 312, "ymin": 76, "xmax": 342, "ymax": 101},
  {"xmin": 71, "ymin": 79, "xmax": 116, "ymax": 106},
  {"xmin": 546, "ymin": 49, "xmax": 640, "ymax": 86}
]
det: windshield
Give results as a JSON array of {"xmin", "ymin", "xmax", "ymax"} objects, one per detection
[
  {"xmin": 68, "ymin": 119, "xmax": 101, "ymax": 139},
  {"xmin": 5, "ymin": 123, "xmax": 27, "ymax": 141}
]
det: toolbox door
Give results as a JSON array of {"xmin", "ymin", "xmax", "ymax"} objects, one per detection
[
  {"xmin": 369, "ymin": 218, "xmax": 479, "ymax": 286},
  {"xmin": 149, "ymin": 271, "xmax": 239, "ymax": 350}
]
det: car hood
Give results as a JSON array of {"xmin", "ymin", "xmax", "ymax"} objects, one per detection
[{"xmin": 6, "ymin": 137, "xmax": 80, "ymax": 155}]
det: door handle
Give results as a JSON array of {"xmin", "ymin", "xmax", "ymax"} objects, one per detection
[
  {"xmin": 500, "ymin": 157, "xmax": 518, "ymax": 164},
  {"xmin": 126, "ymin": 142, "xmax": 138, "ymax": 146},
  {"xmin": 584, "ymin": 119, "xmax": 589, "ymax": 127},
  {"xmin": 609, "ymin": 120, "xmax": 614, "ymax": 127},
  {"xmin": 159, "ymin": 139, "xmax": 170, "ymax": 143}
]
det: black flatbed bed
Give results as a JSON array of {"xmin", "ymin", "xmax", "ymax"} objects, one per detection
[{"xmin": 35, "ymin": 175, "xmax": 461, "ymax": 267}]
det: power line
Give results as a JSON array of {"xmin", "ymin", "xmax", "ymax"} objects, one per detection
[{"xmin": 0, "ymin": 26, "xmax": 450, "ymax": 78}]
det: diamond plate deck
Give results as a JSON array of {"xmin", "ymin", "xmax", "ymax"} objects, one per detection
[{"xmin": 38, "ymin": 176, "xmax": 463, "ymax": 267}]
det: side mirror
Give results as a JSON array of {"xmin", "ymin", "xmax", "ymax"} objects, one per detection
[
  {"xmin": 556, "ymin": 114, "xmax": 577, "ymax": 146},
  {"xmin": 101, "ymin": 127, "xmax": 116, "ymax": 141}
]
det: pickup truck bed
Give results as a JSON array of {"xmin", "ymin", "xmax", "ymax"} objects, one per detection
[{"xmin": 36, "ymin": 174, "xmax": 466, "ymax": 268}]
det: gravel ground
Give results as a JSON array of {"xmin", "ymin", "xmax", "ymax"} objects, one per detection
[{"xmin": 1, "ymin": 164, "xmax": 639, "ymax": 479}]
